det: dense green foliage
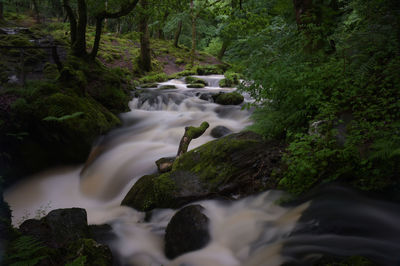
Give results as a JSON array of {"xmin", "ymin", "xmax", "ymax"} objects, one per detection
[{"xmin": 232, "ymin": 0, "xmax": 400, "ymax": 195}]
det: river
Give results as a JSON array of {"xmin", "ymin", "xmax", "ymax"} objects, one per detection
[{"xmin": 5, "ymin": 75, "xmax": 400, "ymax": 266}]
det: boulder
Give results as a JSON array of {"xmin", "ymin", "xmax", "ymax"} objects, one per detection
[
  {"xmin": 20, "ymin": 208, "xmax": 90, "ymax": 248},
  {"xmin": 18, "ymin": 208, "xmax": 114, "ymax": 266},
  {"xmin": 165, "ymin": 205, "xmax": 210, "ymax": 259},
  {"xmin": 213, "ymin": 92, "xmax": 244, "ymax": 105},
  {"xmin": 121, "ymin": 132, "xmax": 284, "ymax": 212},
  {"xmin": 199, "ymin": 93, "xmax": 216, "ymax": 102},
  {"xmin": 210, "ymin": 126, "xmax": 232, "ymax": 138}
]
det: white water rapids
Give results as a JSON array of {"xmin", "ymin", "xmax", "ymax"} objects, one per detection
[{"xmin": 5, "ymin": 75, "xmax": 400, "ymax": 266}]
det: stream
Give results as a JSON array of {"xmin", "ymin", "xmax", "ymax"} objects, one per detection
[{"xmin": 4, "ymin": 75, "xmax": 400, "ymax": 266}]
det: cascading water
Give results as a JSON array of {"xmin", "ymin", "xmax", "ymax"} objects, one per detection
[{"xmin": 4, "ymin": 76, "xmax": 400, "ymax": 266}]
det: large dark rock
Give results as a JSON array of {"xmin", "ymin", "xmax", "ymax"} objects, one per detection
[
  {"xmin": 165, "ymin": 205, "xmax": 210, "ymax": 259},
  {"xmin": 18, "ymin": 208, "xmax": 113, "ymax": 266},
  {"xmin": 210, "ymin": 125, "xmax": 232, "ymax": 138},
  {"xmin": 20, "ymin": 208, "xmax": 90, "ymax": 248},
  {"xmin": 121, "ymin": 131, "xmax": 284, "ymax": 212},
  {"xmin": 199, "ymin": 92, "xmax": 216, "ymax": 102}
]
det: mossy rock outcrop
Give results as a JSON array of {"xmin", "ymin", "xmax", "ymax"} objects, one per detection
[
  {"xmin": 0, "ymin": 82, "xmax": 121, "ymax": 184},
  {"xmin": 213, "ymin": 92, "xmax": 244, "ymax": 105},
  {"xmin": 121, "ymin": 132, "xmax": 284, "ymax": 212}
]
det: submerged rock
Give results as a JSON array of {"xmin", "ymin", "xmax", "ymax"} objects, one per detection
[
  {"xmin": 121, "ymin": 131, "xmax": 284, "ymax": 212},
  {"xmin": 165, "ymin": 205, "xmax": 210, "ymax": 259},
  {"xmin": 210, "ymin": 125, "xmax": 232, "ymax": 138}
]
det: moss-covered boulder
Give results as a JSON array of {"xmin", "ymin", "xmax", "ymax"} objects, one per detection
[
  {"xmin": 158, "ymin": 85, "xmax": 177, "ymax": 90},
  {"xmin": 213, "ymin": 92, "xmax": 244, "ymax": 105},
  {"xmin": 219, "ymin": 73, "xmax": 240, "ymax": 88},
  {"xmin": 185, "ymin": 76, "xmax": 208, "ymax": 86},
  {"xmin": 187, "ymin": 83, "xmax": 206, "ymax": 88},
  {"xmin": 121, "ymin": 132, "xmax": 284, "ymax": 212},
  {"xmin": 141, "ymin": 83, "xmax": 158, "ymax": 88}
]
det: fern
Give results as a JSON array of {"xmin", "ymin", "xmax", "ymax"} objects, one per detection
[
  {"xmin": 6, "ymin": 236, "xmax": 48, "ymax": 266},
  {"xmin": 65, "ymin": 255, "xmax": 87, "ymax": 266},
  {"xmin": 43, "ymin": 112, "xmax": 84, "ymax": 122}
]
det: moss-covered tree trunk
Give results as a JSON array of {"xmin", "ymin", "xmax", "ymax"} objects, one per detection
[
  {"xmin": 174, "ymin": 20, "xmax": 182, "ymax": 48},
  {"xmin": 139, "ymin": 0, "xmax": 151, "ymax": 72},
  {"xmin": 177, "ymin": 122, "xmax": 209, "ymax": 157},
  {"xmin": 32, "ymin": 0, "xmax": 41, "ymax": 23},
  {"xmin": 73, "ymin": 0, "xmax": 88, "ymax": 57}
]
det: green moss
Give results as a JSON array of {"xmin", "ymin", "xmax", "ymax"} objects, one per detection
[
  {"xmin": 219, "ymin": 73, "xmax": 240, "ymax": 88},
  {"xmin": 121, "ymin": 174, "xmax": 177, "ymax": 212},
  {"xmin": 168, "ymin": 70, "xmax": 197, "ymax": 79},
  {"xmin": 187, "ymin": 83, "xmax": 206, "ymax": 88},
  {"xmin": 185, "ymin": 76, "xmax": 208, "ymax": 86},
  {"xmin": 193, "ymin": 64, "xmax": 225, "ymax": 75},
  {"xmin": 141, "ymin": 83, "xmax": 158, "ymax": 88},
  {"xmin": 172, "ymin": 136, "xmax": 258, "ymax": 188},
  {"xmin": 66, "ymin": 239, "xmax": 112, "ymax": 266},
  {"xmin": 43, "ymin": 63, "xmax": 59, "ymax": 80},
  {"xmin": 139, "ymin": 73, "xmax": 168, "ymax": 83},
  {"xmin": 159, "ymin": 85, "xmax": 177, "ymax": 90},
  {"xmin": 214, "ymin": 92, "xmax": 244, "ymax": 105},
  {"xmin": 175, "ymin": 58, "xmax": 185, "ymax": 65}
]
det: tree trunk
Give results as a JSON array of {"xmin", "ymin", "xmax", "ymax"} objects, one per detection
[
  {"xmin": 158, "ymin": 11, "xmax": 169, "ymax": 39},
  {"xmin": 63, "ymin": 0, "xmax": 77, "ymax": 46},
  {"xmin": 139, "ymin": 0, "xmax": 151, "ymax": 72},
  {"xmin": 90, "ymin": 17, "xmax": 103, "ymax": 60},
  {"xmin": 32, "ymin": 0, "xmax": 40, "ymax": 23},
  {"xmin": 177, "ymin": 122, "xmax": 209, "ymax": 157},
  {"xmin": 173, "ymin": 20, "xmax": 182, "ymax": 48},
  {"xmin": 0, "ymin": 1, "xmax": 3, "ymax": 21},
  {"xmin": 190, "ymin": 0, "xmax": 197, "ymax": 65},
  {"xmin": 73, "ymin": 0, "xmax": 88, "ymax": 57},
  {"xmin": 293, "ymin": 0, "xmax": 313, "ymax": 28},
  {"xmin": 89, "ymin": 0, "xmax": 139, "ymax": 60},
  {"xmin": 218, "ymin": 39, "xmax": 230, "ymax": 60},
  {"xmin": 190, "ymin": 15, "xmax": 197, "ymax": 65}
]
